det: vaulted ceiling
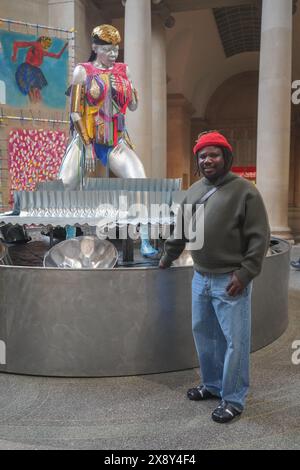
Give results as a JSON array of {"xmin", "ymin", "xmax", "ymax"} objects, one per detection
[
  {"xmin": 93, "ymin": 0, "xmax": 257, "ymax": 19},
  {"xmin": 93, "ymin": 0, "xmax": 298, "ymax": 59},
  {"xmin": 213, "ymin": 4, "xmax": 261, "ymax": 57}
]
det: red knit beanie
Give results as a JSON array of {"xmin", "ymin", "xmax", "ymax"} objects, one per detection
[{"xmin": 193, "ymin": 131, "xmax": 233, "ymax": 155}]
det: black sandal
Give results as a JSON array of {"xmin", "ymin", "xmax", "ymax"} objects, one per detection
[
  {"xmin": 212, "ymin": 400, "xmax": 242, "ymax": 423},
  {"xmin": 187, "ymin": 385, "xmax": 216, "ymax": 401}
]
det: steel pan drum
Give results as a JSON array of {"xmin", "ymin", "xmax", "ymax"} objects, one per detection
[
  {"xmin": 0, "ymin": 241, "xmax": 12, "ymax": 265},
  {"xmin": 44, "ymin": 236, "xmax": 118, "ymax": 269}
]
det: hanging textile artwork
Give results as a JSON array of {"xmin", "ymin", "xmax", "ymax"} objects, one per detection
[
  {"xmin": 9, "ymin": 129, "xmax": 67, "ymax": 191},
  {"xmin": 0, "ymin": 30, "xmax": 68, "ymax": 108}
]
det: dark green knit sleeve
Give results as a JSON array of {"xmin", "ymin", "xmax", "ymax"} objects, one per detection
[{"xmin": 235, "ymin": 189, "xmax": 270, "ymax": 286}]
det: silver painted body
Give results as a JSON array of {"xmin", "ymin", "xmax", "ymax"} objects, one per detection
[
  {"xmin": 0, "ymin": 239, "xmax": 290, "ymax": 377},
  {"xmin": 59, "ymin": 52, "xmax": 143, "ymax": 188},
  {"xmin": 108, "ymin": 140, "xmax": 146, "ymax": 178},
  {"xmin": 59, "ymin": 137, "xmax": 146, "ymax": 189},
  {"xmin": 58, "ymin": 134, "xmax": 83, "ymax": 190}
]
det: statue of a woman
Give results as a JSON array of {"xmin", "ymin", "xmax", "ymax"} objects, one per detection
[{"xmin": 59, "ymin": 25, "xmax": 157, "ymax": 257}]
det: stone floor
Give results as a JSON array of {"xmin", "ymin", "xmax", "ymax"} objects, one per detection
[{"xmin": 0, "ymin": 248, "xmax": 300, "ymax": 450}]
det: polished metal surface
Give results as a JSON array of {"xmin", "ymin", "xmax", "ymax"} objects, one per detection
[
  {"xmin": 0, "ymin": 241, "xmax": 12, "ymax": 265},
  {"xmin": 251, "ymin": 238, "xmax": 290, "ymax": 351},
  {"xmin": 0, "ymin": 178, "xmax": 182, "ymax": 227},
  {"xmin": 58, "ymin": 134, "xmax": 83, "ymax": 190},
  {"xmin": 108, "ymin": 140, "xmax": 146, "ymax": 178},
  {"xmin": 84, "ymin": 177, "xmax": 182, "ymax": 192},
  {"xmin": 172, "ymin": 250, "xmax": 194, "ymax": 267},
  {"xmin": 0, "ymin": 264, "xmax": 197, "ymax": 376},
  {"xmin": 0, "ymin": 241, "xmax": 6, "ymax": 263},
  {"xmin": 0, "ymin": 238, "xmax": 290, "ymax": 377},
  {"xmin": 44, "ymin": 237, "xmax": 118, "ymax": 269}
]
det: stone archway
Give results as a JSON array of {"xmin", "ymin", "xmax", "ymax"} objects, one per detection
[
  {"xmin": 191, "ymin": 71, "xmax": 259, "ymax": 183},
  {"xmin": 190, "ymin": 71, "xmax": 300, "ymax": 240}
]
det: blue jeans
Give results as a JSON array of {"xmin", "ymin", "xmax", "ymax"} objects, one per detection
[{"xmin": 192, "ymin": 271, "xmax": 252, "ymax": 412}]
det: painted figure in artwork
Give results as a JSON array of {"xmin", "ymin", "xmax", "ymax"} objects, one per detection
[{"xmin": 11, "ymin": 36, "xmax": 68, "ymax": 103}]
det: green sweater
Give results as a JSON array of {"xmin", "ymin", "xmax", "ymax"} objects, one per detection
[{"xmin": 161, "ymin": 172, "xmax": 270, "ymax": 286}]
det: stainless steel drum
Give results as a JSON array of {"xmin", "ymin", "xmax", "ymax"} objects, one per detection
[
  {"xmin": 0, "ymin": 238, "xmax": 290, "ymax": 377},
  {"xmin": 0, "ymin": 241, "xmax": 12, "ymax": 265},
  {"xmin": 43, "ymin": 236, "xmax": 118, "ymax": 269},
  {"xmin": 173, "ymin": 250, "xmax": 193, "ymax": 267}
]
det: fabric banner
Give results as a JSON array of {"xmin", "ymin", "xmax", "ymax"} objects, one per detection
[
  {"xmin": 0, "ymin": 30, "xmax": 68, "ymax": 108},
  {"xmin": 9, "ymin": 129, "xmax": 67, "ymax": 191}
]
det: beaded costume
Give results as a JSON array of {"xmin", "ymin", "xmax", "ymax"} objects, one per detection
[{"xmin": 80, "ymin": 61, "xmax": 133, "ymax": 164}]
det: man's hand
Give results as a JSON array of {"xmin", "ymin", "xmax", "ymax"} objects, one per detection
[{"xmin": 226, "ymin": 273, "xmax": 245, "ymax": 297}]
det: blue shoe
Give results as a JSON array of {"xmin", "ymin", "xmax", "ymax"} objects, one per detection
[
  {"xmin": 66, "ymin": 225, "xmax": 77, "ymax": 239},
  {"xmin": 140, "ymin": 239, "xmax": 159, "ymax": 258},
  {"xmin": 1, "ymin": 210, "xmax": 20, "ymax": 216}
]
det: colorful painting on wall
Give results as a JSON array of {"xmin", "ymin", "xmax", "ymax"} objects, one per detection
[
  {"xmin": 8, "ymin": 129, "xmax": 67, "ymax": 191},
  {"xmin": 0, "ymin": 30, "xmax": 68, "ymax": 108}
]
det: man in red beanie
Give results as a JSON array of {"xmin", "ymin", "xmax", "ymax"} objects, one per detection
[{"xmin": 160, "ymin": 130, "xmax": 270, "ymax": 423}]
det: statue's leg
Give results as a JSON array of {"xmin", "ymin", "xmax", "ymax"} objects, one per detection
[
  {"xmin": 108, "ymin": 141, "xmax": 146, "ymax": 178},
  {"xmin": 139, "ymin": 225, "xmax": 159, "ymax": 257},
  {"xmin": 59, "ymin": 135, "xmax": 82, "ymax": 239},
  {"xmin": 58, "ymin": 135, "xmax": 82, "ymax": 190},
  {"xmin": 108, "ymin": 141, "xmax": 159, "ymax": 257}
]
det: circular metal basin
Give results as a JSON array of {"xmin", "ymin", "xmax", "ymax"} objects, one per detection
[
  {"xmin": 0, "ymin": 241, "xmax": 11, "ymax": 266},
  {"xmin": 0, "ymin": 238, "xmax": 290, "ymax": 377}
]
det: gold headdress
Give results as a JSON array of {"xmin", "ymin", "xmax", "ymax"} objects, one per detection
[{"xmin": 91, "ymin": 25, "xmax": 121, "ymax": 45}]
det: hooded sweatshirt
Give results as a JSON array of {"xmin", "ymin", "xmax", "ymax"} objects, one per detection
[{"xmin": 161, "ymin": 171, "xmax": 270, "ymax": 286}]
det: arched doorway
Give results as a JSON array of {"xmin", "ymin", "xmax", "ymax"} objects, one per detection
[
  {"xmin": 191, "ymin": 71, "xmax": 259, "ymax": 184},
  {"xmin": 191, "ymin": 72, "xmax": 300, "ymax": 240}
]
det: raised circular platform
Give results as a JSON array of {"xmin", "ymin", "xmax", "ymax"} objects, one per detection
[{"xmin": 0, "ymin": 238, "xmax": 290, "ymax": 377}]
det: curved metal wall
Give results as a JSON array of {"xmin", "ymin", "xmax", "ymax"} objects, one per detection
[{"xmin": 0, "ymin": 239, "xmax": 290, "ymax": 377}]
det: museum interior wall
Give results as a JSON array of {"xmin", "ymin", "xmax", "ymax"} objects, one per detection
[
  {"xmin": 1, "ymin": 1, "xmax": 300, "ymax": 237},
  {"xmin": 0, "ymin": 0, "xmax": 108, "ymax": 209},
  {"xmin": 165, "ymin": 7, "xmax": 300, "ymax": 240}
]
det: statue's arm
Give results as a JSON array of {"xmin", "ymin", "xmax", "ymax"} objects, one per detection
[
  {"xmin": 126, "ymin": 65, "xmax": 138, "ymax": 112},
  {"xmin": 70, "ymin": 65, "xmax": 91, "ymax": 146}
]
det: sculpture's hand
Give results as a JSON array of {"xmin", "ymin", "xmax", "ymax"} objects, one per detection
[{"xmin": 85, "ymin": 144, "xmax": 96, "ymax": 173}]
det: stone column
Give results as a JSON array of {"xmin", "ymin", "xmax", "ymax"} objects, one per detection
[
  {"xmin": 167, "ymin": 94, "xmax": 195, "ymax": 189},
  {"xmin": 124, "ymin": 0, "xmax": 152, "ymax": 176},
  {"xmin": 48, "ymin": 0, "xmax": 100, "ymax": 64},
  {"xmin": 256, "ymin": 0, "xmax": 293, "ymax": 238},
  {"xmin": 48, "ymin": 0, "xmax": 74, "ymax": 31},
  {"xmin": 48, "ymin": 0, "xmax": 77, "ymax": 83},
  {"xmin": 152, "ymin": 14, "xmax": 167, "ymax": 178}
]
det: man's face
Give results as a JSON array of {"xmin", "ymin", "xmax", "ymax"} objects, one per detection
[{"xmin": 197, "ymin": 145, "xmax": 225, "ymax": 180}]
